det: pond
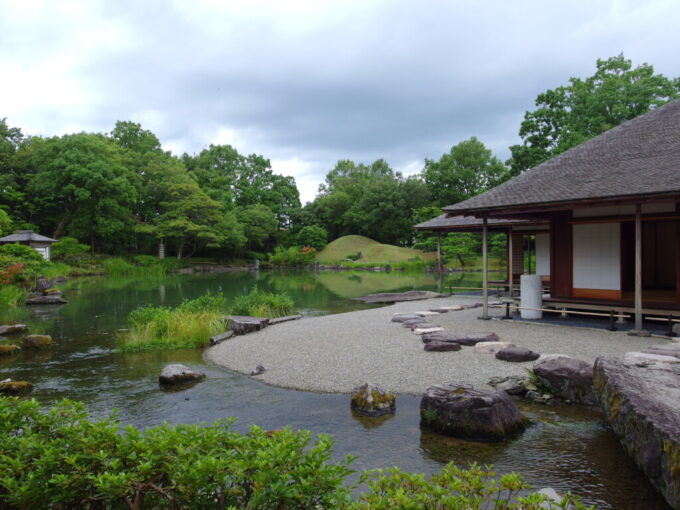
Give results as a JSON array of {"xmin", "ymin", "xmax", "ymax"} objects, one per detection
[{"xmin": 0, "ymin": 270, "xmax": 670, "ymax": 509}]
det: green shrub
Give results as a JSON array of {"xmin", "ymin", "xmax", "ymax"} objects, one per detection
[
  {"xmin": 230, "ymin": 287, "xmax": 294, "ymax": 318},
  {"xmin": 119, "ymin": 293, "xmax": 228, "ymax": 352},
  {"xmin": 101, "ymin": 257, "xmax": 135, "ymax": 275},
  {"xmin": 0, "ymin": 245, "xmax": 48, "ymax": 283},
  {"xmin": 268, "ymin": 246, "xmax": 317, "ymax": 266},
  {"xmin": 0, "ymin": 284, "xmax": 27, "ymax": 308},
  {"xmin": 0, "ymin": 397, "xmax": 593, "ymax": 510},
  {"xmin": 0, "ymin": 243, "xmax": 45, "ymax": 263},
  {"xmin": 51, "ymin": 237, "xmax": 90, "ymax": 264},
  {"xmin": 0, "ymin": 397, "xmax": 354, "ymax": 509},
  {"xmin": 295, "ymin": 225, "xmax": 328, "ymax": 250}
]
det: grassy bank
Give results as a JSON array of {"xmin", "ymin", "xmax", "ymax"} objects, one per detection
[
  {"xmin": 317, "ymin": 235, "xmax": 436, "ymax": 264},
  {"xmin": 117, "ymin": 289, "xmax": 294, "ymax": 352}
]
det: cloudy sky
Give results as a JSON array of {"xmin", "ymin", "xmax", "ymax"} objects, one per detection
[{"xmin": 1, "ymin": 0, "xmax": 678, "ymax": 203}]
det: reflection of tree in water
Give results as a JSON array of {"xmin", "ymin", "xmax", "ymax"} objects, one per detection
[{"xmin": 351, "ymin": 409, "xmax": 394, "ymax": 429}]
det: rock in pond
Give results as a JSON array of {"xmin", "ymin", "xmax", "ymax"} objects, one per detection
[
  {"xmin": 22, "ymin": 335, "xmax": 52, "ymax": 349},
  {"xmin": 0, "ymin": 380, "xmax": 33, "ymax": 395},
  {"xmin": 228, "ymin": 316, "xmax": 270, "ymax": 335},
  {"xmin": 594, "ymin": 356, "xmax": 680, "ymax": 509},
  {"xmin": 159, "ymin": 364, "xmax": 205, "ymax": 386},
  {"xmin": 422, "ymin": 331, "xmax": 499, "ymax": 346},
  {"xmin": 351, "ymin": 383, "xmax": 396, "ymax": 417},
  {"xmin": 533, "ymin": 355, "xmax": 595, "ymax": 405},
  {"xmin": 0, "ymin": 344, "xmax": 20, "ymax": 355},
  {"xmin": 424, "ymin": 341, "xmax": 462, "ymax": 352},
  {"xmin": 420, "ymin": 383, "xmax": 528, "ymax": 441},
  {"xmin": 474, "ymin": 341, "xmax": 515, "ymax": 354},
  {"xmin": 495, "ymin": 346, "xmax": 540, "ymax": 363},
  {"xmin": 25, "ymin": 294, "xmax": 67, "ymax": 305},
  {"xmin": 0, "ymin": 324, "xmax": 28, "ymax": 336}
]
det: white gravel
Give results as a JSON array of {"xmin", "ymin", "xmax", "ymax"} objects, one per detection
[{"xmin": 204, "ymin": 296, "xmax": 673, "ymax": 395}]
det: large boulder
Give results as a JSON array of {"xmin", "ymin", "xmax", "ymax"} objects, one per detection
[
  {"xmin": 533, "ymin": 355, "xmax": 595, "ymax": 405},
  {"xmin": 159, "ymin": 364, "xmax": 205, "ymax": 386},
  {"xmin": 420, "ymin": 383, "xmax": 528, "ymax": 441},
  {"xmin": 422, "ymin": 331, "xmax": 499, "ymax": 346},
  {"xmin": 351, "ymin": 383, "xmax": 395, "ymax": 417},
  {"xmin": 22, "ymin": 335, "xmax": 52, "ymax": 349},
  {"xmin": 495, "ymin": 346, "xmax": 540, "ymax": 363},
  {"xmin": 0, "ymin": 324, "xmax": 27, "ymax": 336},
  {"xmin": 424, "ymin": 341, "xmax": 462, "ymax": 352},
  {"xmin": 227, "ymin": 316, "xmax": 270, "ymax": 335},
  {"xmin": 594, "ymin": 356, "xmax": 680, "ymax": 509}
]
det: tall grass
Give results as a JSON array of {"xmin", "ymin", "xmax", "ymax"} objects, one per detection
[
  {"xmin": 0, "ymin": 285, "xmax": 28, "ymax": 308},
  {"xmin": 102, "ymin": 256, "xmax": 186, "ymax": 277},
  {"xmin": 230, "ymin": 287, "xmax": 294, "ymax": 318},
  {"xmin": 117, "ymin": 294, "xmax": 227, "ymax": 352}
]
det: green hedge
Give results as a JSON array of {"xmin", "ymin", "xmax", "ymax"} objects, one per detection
[{"xmin": 0, "ymin": 397, "xmax": 593, "ymax": 510}]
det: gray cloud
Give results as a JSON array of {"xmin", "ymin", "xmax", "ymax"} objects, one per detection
[{"xmin": 1, "ymin": 0, "xmax": 678, "ymax": 202}]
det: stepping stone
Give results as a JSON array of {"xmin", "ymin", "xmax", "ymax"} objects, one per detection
[
  {"xmin": 424, "ymin": 341, "xmax": 462, "ymax": 352},
  {"xmin": 401, "ymin": 318, "xmax": 428, "ymax": 328},
  {"xmin": 227, "ymin": 316, "xmax": 270, "ymax": 335},
  {"xmin": 495, "ymin": 346, "xmax": 540, "ymax": 362},
  {"xmin": 209, "ymin": 330, "xmax": 234, "ymax": 345},
  {"xmin": 428, "ymin": 308, "xmax": 450, "ymax": 313},
  {"xmin": 269, "ymin": 314, "xmax": 303, "ymax": 325},
  {"xmin": 421, "ymin": 332, "xmax": 499, "ymax": 346},
  {"xmin": 474, "ymin": 341, "xmax": 515, "ymax": 354},
  {"xmin": 435, "ymin": 305, "xmax": 464, "ymax": 311},
  {"xmin": 414, "ymin": 311, "xmax": 441, "ymax": 317},
  {"xmin": 639, "ymin": 345, "xmax": 680, "ymax": 359},
  {"xmin": 391, "ymin": 314, "xmax": 426, "ymax": 323},
  {"xmin": 413, "ymin": 327, "xmax": 445, "ymax": 335}
]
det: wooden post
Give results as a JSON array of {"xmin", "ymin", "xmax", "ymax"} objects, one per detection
[
  {"xmin": 507, "ymin": 228, "xmax": 513, "ymax": 298},
  {"xmin": 630, "ymin": 204, "xmax": 647, "ymax": 335},
  {"xmin": 480, "ymin": 217, "xmax": 490, "ymax": 320},
  {"xmin": 436, "ymin": 233, "xmax": 442, "ymax": 273}
]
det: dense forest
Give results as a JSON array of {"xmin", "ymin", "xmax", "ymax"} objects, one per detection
[{"xmin": 1, "ymin": 55, "xmax": 678, "ymax": 262}]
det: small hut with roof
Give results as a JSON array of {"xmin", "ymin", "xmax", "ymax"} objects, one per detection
[{"xmin": 0, "ymin": 230, "xmax": 58, "ymax": 261}]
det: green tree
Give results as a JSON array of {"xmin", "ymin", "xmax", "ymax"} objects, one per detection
[
  {"xmin": 27, "ymin": 134, "xmax": 136, "ymax": 251},
  {"xmin": 423, "ymin": 137, "xmax": 507, "ymax": 207},
  {"xmin": 110, "ymin": 120, "xmax": 162, "ymax": 154},
  {"xmin": 0, "ymin": 209, "xmax": 12, "ymax": 236},
  {"xmin": 236, "ymin": 204, "xmax": 278, "ymax": 254},
  {"xmin": 508, "ymin": 54, "xmax": 680, "ymax": 174},
  {"xmin": 295, "ymin": 225, "xmax": 328, "ymax": 250}
]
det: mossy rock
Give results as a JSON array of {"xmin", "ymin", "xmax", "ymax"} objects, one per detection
[
  {"xmin": 0, "ymin": 324, "xmax": 28, "ymax": 336},
  {"xmin": 22, "ymin": 335, "xmax": 53, "ymax": 349},
  {"xmin": 0, "ymin": 381, "xmax": 33, "ymax": 395},
  {"xmin": 351, "ymin": 383, "xmax": 396, "ymax": 417},
  {"xmin": 0, "ymin": 344, "xmax": 20, "ymax": 356}
]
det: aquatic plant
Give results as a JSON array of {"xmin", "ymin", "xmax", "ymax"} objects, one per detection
[
  {"xmin": 118, "ymin": 293, "xmax": 227, "ymax": 352},
  {"xmin": 230, "ymin": 286, "xmax": 294, "ymax": 318},
  {"xmin": 0, "ymin": 397, "xmax": 594, "ymax": 509},
  {"xmin": 0, "ymin": 284, "xmax": 28, "ymax": 308}
]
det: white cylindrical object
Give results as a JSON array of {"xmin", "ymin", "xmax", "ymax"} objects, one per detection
[{"xmin": 520, "ymin": 274, "xmax": 543, "ymax": 319}]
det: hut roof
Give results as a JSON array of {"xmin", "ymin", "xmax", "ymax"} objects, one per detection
[
  {"xmin": 0, "ymin": 230, "xmax": 58, "ymax": 243},
  {"xmin": 444, "ymin": 98, "xmax": 680, "ymax": 215},
  {"xmin": 414, "ymin": 214, "xmax": 546, "ymax": 231}
]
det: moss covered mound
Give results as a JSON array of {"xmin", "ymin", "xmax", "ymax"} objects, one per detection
[
  {"xmin": 0, "ymin": 381, "xmax": 33, "ymax": 395},
  {"xmin": 316, "ymin": 235, "xmax": 435, "ymax": 264}
]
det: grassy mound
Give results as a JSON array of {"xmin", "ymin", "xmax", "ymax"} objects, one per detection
[{"xmin": 316, "ymin": 235, "xmax": 435, "ymax": 264}]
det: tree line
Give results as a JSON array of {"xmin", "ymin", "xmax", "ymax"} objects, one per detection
[{"xmin": 1, "ymin": 54, "xmax": 678, "ymax": 261}]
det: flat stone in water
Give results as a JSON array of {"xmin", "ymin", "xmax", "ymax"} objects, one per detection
[
  {"xmin": 159, "ymin": 364, "xmax": 205, "ymax": 386},
  {"xmin": 351, "ymin": 382, "xmax": 395, "ymax": 417}
]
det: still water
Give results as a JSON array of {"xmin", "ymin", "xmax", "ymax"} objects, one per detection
[{"xmin": 0, "ymin": 270, "xmax": 670, "ymax": 509}]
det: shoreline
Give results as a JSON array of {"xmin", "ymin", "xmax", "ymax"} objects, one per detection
[{"xmin": 204, "ymin": 295, "xmax": 672, "ymax": 395}]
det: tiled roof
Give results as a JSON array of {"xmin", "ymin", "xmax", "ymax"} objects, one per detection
[
  {"xmin": 445, "ymin": 98, "xmax": 680, "ymax": 214},
  {"xmin": 0, "ymin": 230, "xmax": 58, "ymax": 243},
  {"xmin": 414, "ymin": 214, "xmax": 545, "ymax": 231}
]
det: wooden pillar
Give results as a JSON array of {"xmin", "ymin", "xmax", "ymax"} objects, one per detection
[
  {"xmin": 507, "ymin": 228, "xmax": 514, "ymax": 297},
  {"xmin": 633, "ymin": 204, "xmax": 644, "ymax": 333},
  {"xmin": 436, "ymin": 233, "xmax": 442, "ymax": 273},
  {"xmin": 480, "ymin": 217, "xmax": 490, "ymax": 319}
]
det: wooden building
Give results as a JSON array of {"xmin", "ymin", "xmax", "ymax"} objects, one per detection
[
  {"xmin": 0, "ymin": 230, "xmax": 58, "ymax": 261},
  {"xmin": 438, "ymin": 98, "xmax": 680, "ymax": 330}
]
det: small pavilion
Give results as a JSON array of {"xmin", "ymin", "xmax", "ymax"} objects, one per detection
[
  {"xmin": 421, "ymin": 98, "xmax": 680, "ymax": 332},
  {"xmin": 0, "ymin": 230, "xmax": 58, "ymax": 261}
]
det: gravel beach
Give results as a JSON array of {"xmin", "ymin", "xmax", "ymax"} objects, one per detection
[{"xmin": 204, "ymin": 295, "xmax": 673, "ymax": 395}]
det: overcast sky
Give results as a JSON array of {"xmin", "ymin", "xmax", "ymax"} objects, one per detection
[{"xmin": 1, "ymin": 0, "xmax": 678, "ymax": 203}]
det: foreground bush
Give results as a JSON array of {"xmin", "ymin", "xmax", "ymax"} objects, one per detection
[
  {"xmin": 230, "ymin": 287, "xmax": 294, "ymax": 318},
  {"xmin": 0, "ymin": 397, "xmax": 593, "ymax": 510},
  {"xmin": 268, "ymin": 245, "xmax": 318, "ymax": 266},
  {"xmin": 0, "ymin": 284, "xmax": 27, "ymax": 308},
  {"xmin": 0, "ymin": 397, "xmax": 354, "ymax": 509},
  {"xmin": 118, "ymin": 294, "xmax": 227, "ymax": 352}
]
